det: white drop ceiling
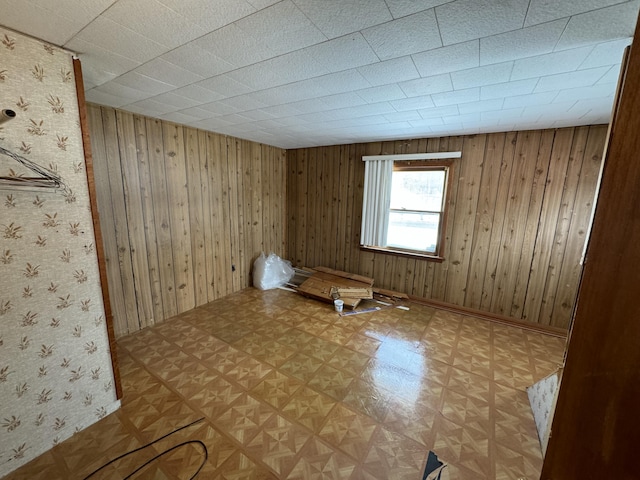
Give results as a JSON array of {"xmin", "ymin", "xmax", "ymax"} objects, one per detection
[{"xmin": 1, "ymin": 0, "xmax": 638, "ymax": 149}]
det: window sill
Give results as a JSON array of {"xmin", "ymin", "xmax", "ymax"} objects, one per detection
[{"xmin": 360, "ymin": 245, "xmax": 445, "ymax": 262}]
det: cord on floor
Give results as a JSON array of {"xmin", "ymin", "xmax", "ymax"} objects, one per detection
[{"xmin": 82, "ymin": 417, "xmax": 207, "ymax": 480}]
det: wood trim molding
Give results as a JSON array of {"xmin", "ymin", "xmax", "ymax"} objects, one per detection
[
  {"xmin": 409, "ymin": 295, "xmax": 568, "ymax": 338},
  {"xmin": 541, "ymin": 13, "xmax": 640, "ymax": 478},
  {"xmin": 73, "ymin": 58, "xmax": 123, "ymax": 399}
]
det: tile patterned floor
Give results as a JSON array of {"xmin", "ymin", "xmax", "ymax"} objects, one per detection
[{"xmin": 5, "ymin": 288, "xmax": 566, "ymax": 479}]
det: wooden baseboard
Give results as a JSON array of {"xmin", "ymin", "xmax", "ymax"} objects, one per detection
[{"xmin": 408, "ymin": 295, "xmax": 568, "ymax": 338}]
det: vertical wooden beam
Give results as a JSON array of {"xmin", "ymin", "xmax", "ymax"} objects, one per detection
[{"xmin": 73, "ymin": 59, "xmax": 122, "ymax": 399}]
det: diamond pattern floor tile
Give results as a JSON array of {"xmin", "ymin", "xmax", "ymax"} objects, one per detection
[{"xmin": 4, "ymin": 288, "xmax": 567, "ymax": 480}]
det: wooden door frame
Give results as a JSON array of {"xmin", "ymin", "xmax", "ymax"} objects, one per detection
[{"xmin": 541, "ymin": 14, "xmax": 640, "ymax": 479}]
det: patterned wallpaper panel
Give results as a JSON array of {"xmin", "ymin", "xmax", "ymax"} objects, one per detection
[{"xmin": 0, "ymin": 28, "xmax": 119, "ymax": 477}]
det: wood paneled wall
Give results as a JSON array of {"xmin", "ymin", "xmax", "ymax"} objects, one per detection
[
  {"xmin": 287, "ymin": 126, "xmax": 607, "ymax": 329},
  {"xmin": 87, "ymin": 105, "xmax": 287, "ymax": 337}
]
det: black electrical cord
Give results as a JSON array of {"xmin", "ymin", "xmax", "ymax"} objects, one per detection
[{"xmin": 82, "ymin": 417, "xmax": 207, "ymax": 480}]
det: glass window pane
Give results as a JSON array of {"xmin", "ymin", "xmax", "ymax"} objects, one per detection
[
  {"xmin": 386, "ymin": 211, "xmax": 440, "ymax": 253},
  {"xmin": 390, "ymin": 170, "xmax": 445, "ymax": 212}
]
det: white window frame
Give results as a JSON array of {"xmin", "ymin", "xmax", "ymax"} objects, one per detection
[{"xmin": 360, "ymin": 152, "xmax": 461, "ymax": 259}]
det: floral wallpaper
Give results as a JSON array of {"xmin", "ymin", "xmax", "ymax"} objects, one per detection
[
  {"xmin": 527, "ymin": 368, "xmax": 561, "ymax": 454},
  {"xmin": 0, "ymin": 27, "xmax": 119, "ymax": 477}
]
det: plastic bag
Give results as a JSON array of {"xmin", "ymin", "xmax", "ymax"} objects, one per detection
[{"xmin": 253, "ymin": 252, "xmax": 295, "ymax": 290}]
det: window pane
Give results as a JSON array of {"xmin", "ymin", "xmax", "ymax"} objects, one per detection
[
  {"xmin": 386, "ymin": 211, "xmax": 440, "ymax": 253},
  {"xmin": 390, "ymin": 170, "xmax": 445, "ymax": 212}
]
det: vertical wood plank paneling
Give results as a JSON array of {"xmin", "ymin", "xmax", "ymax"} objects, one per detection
[
  {"xmin": 274, "ymin": 148, "xmax": 286, "ymax": 256},
  {"xmin": 198, "ymin": 130, "xmax": 215, "ymax": 301},
  {"xmin": 101, "ymin": 108, "xmax": 139, "ymax": 333},
  {"xmin": 549, "ymin": 125, "xmax": 607, "ymax": 327},
  {"xmin": 444, "ymin": 134, "xmax": 485, "ymax": 305},
  {"xmin": 115, "ymin": 110, "xmax": 154, "ymax": 329},
  {"xmin": 162, "ymin": 124, "xmax": 195, "ymax": 313},
  {"xmin": 538, "ymin": 127, "xmax": 590, "ymax": 325},
  {"xmin": 226, "ymin": 137, "xmax": 242, "ymax": 292},
  {"xmin": 145, "ymin": 118, "xmax": 178, "ymax": 320},
  {"xmin": 481, "ymin": 131, "xmax": 517, "ymax": 311},
  {"xmin": 185, "ymin": 128, "xmax": 207, "ymax": 306},
  {"xmin": 466, "ymin": 132, "xmax": 505, "ymax": 308},
  {"xmin": 510, "ymin": 129, "xmax": 555, "ymax": 317},
  {"xmin": 286, "ymin": 126, "xmax": 607, "ymax": 328},
  {"xmin": 521, "ymin": 128, "xmax": 575, "ymax": 323},
  {"xmin": 490, "ymin": 130, "xmax": 543, "ymax": 315},
  {"xmin": 87, "ymin": 106, "xmax": 286, "ymax": 336},
  {"xmin": 214, "ymin": 133, "xmax": 233, "ymax": 298},
  {"xmin": 87, "ymin": 105, "xmax": 128, "ymax": 336},
  {"xmin": 133, "ymin": 115, "xmax": 164, "ymax": 325}
]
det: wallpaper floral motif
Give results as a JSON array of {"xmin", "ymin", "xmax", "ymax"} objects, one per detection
[
  {"xmin": 0, "ymin": 28, "xmax": 119, "ymax": 477},
  {"xmin": 527, "ymin": 368, "xmax": 561, "ymax": 455}
]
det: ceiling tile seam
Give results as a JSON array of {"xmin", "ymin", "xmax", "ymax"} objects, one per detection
[
  {"xmin": 432, "ymin": 7, "xmax": 445, "ymax": 51},
  {"xmin": 61, "ymin": 0, "xmax": 120, "ymax": 46},
  {"xmin": 550, "ymin": 14, "xmax": 573, "ymax": 53},
  {"xmin": 522, "ymin": 0, "xmax": 533, "ymax": 29}
]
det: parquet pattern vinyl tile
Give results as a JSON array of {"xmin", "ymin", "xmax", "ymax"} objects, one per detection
[{"xmin": 5, "ymin": 288, "xmax": 566, "ymax": 480}]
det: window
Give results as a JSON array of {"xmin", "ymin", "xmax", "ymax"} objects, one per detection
[{"xmin": 360, "ymin": 152, "xmax": 459, "ymax": 259}]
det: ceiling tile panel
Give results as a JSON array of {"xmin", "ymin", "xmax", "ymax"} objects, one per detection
[
  {"xmin": 102, "ymin": 0, "xmax": 208, "ymax": 48},
  {"xmin": 432, "ymin": 87, "xmax": 480, "ymax": 106},
  {"xmin": 555, "ymin": 1, "xmax": 640, "ymax": 50},
  {"xmin": 390, "ymin": 95, "xmax": 436, "ymax": 111},
  {"xmin": 435, "ymin": 0, "xmax": 530, "ymax": 45},
  {"xmin": 480, "ymin": 78, "xmax": 538, "ymax": 100},
  {"xmin": 90, "ymin": 82, "xmax": 150, "ymax": 103},
  {"xmin": 156, "ymin": 0, "xmax": 257, "ymax": 32},
  {"xmin": 579, "ymin": 39, "xmax": 631, "ymax": 69},
  {"xmin": 194, "ymin": 24, "xmax": 275, "ymax": 68},
  {"xmin": 384, "ymin": 0, "xmax": 452, "ymax": 18},
  {"xmin": 75, "ymin": 17, "xmax": 168, "ymax": 64},
  {"xmin": 356, "ymin": 85, "xmax": 407, "ymax": 103},
  {"xmin": 357, "ymin": 56, "xmax": 421, "ymax": 86},
  {"xmin": 383, "ymin": 110, "xmax": 423, "ymax": 122},
  {"xmin": 195, "ymin": 76, "xmax": 255, "ymax": 98},
  {"xmin": 111, "ymin": 71, "xmax": 175, "ymax": 96},
  {"xmin": 524, "ymin": 0, "xmax": 630, "ymax": 27},
  {"xmin": 510, "ymin": 47, "xmax": 594, "ymax": 81},
  {"xmin": 398, "ymin": 73, "xmax": 453, "ymax": 97},
  {"xmin": 306, "ymin": 70, "xmax": 372, "ymax": 95},
  {"xmin": 534, "ymin": 66, "xmax": 610, "ymax": 93},
  {"xmin": 293, "ymin": 0, "xmax": 392, "ymax": 38},
  {"xmin": 170, "ymin": 85, "xmax": 226, "ymax": 103},
  {"xmin": 134, "ymin": 59, "xmax": 204, "ymax": 87},
  {"xmin": 418, "ymin": 105, "xmax": 460, "ymax": 118},
  {"xmin": 552, "ymin": 83, "xmax": 616, "ymax": 103},
  {"xmin": 2, "ymin": 0, "xmax": 633, "ymax": 148},
  {"xmin": 502, "ymin": 91, "xmax": 558, "ymax": 109},
  {"xmin": 596, "ymin": 64, "xmax": 624, "ymax": 84},
  {"xmin": 451, "ymin": 62, "xmax": 514, "ymax": 89},
  {"xmin": 160, "ymin": 45, "xmax": 235, "ymax": 78},
  {"xmin": 412, "ymin": 41, "xmax": 479, "ymax": 76},
  {"xmin": 150, "ymin": 92, "xmax": 201, "ymax": 109},
  {"xmin": 303, "ymin": 34, "xmax": 380, "ymax": 73},
  {"xmin": 1, "ymin": 0, "xmax": 101, "ymax": 45},
  {"xmin": 362, "ymin": 9, "xmax": 442, "ymax": 60},
  {"xmin": 235, "ymin": 0, "xmax": 327, "ymax": 55},
  {"xmin": 67, "ymin": 37, "xmax": 140, "ymax": 81},
  {"xmin": 480, "ymin": 19, "xmax": 568, "ymax": 65},
  {"xmin": 457, "ymin": 99, "xmax": 505, "ymax": 114}
]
